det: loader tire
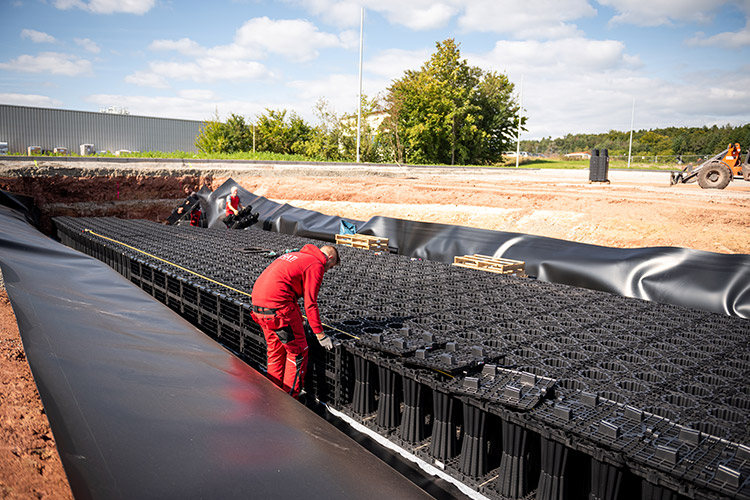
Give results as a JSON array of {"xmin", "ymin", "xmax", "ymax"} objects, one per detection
[{"xmin": 697, "ymin": 162, "xmax": 731, "ymax": 189}]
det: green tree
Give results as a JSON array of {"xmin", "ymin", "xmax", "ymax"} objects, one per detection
[
  {"xmin": 195, "ymin": 111, "xmax": 229, "ymax": 154},
  {"xmin": 304, "ymin": 98, "xmax": 344, "ymax": 161},
  {"xmin": 339, "ymin": 95, "xmax": 387, "ymax": 163},
  {"xmin": 383, "ymin": 38, "xmax": 522, "ymax": 165},
  {"xmin": 528, "ymin": 123, "xmax": 750, "ymax": 158},
  {"xmin": 255, "ymin": 109, "xmax": 314, "ymax": 154},
  {"xmin": 224, "ymin": 113, "xmax": 253, "ymax": 153}
]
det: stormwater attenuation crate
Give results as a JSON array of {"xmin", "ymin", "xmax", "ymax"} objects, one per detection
[{"xmin": 52, "ymin": 216, "xmax": 750, "ymax": 500}]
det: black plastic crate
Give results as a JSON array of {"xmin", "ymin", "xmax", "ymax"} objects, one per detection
[{"xmin": 53, "ymin": 216, "xmax": 750, "ymax": 500}]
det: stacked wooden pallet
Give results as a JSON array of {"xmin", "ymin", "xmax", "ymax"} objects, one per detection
[
  {"xmin": 335, "ymin": 233, "xmax": 389, "ymax": 252},
  {"xmin": 453, "ymin": 254, "xmax": 525, "ymax": 276}
]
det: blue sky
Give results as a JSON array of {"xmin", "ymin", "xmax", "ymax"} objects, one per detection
[{"xmin": 2, "ymin": 0, "xmax": 749, "ymax": 140}]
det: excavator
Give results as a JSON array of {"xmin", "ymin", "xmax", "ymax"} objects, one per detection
[{"xmin": 670, "ymin": 143, "xmax": 750, "ymax": 189}]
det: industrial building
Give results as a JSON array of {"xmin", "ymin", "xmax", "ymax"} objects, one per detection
[{"xmin": 0, "ymin": 104, "xmax": 203, "ymax": 155}]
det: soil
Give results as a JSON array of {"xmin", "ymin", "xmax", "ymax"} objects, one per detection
[
  {"xmin": 0, "ymin": 275, "xmax": 73, "ymax": 500},
  {"xmin": 236, "ymin": 167, "xmax": 750, "ymax": 254},
  {"xmin": 0, "ymin": 159, "xmax": 748, "ymax": 496}
]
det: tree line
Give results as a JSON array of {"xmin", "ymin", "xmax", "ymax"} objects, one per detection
[
  {"xmin": 196, "ymin": 36, "xmax": 747, "ymax": 164},
  {"xmin": 521, "ymin": 124, "xmax": 750, "ymax": 158},
  {"xmin": 195, "ymin": 39, "xmax": 523, "ymax": 165}
]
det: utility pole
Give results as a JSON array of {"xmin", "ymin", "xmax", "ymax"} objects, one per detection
[
  {"xmin": 356, "ymin": 7, "xmax": 364, "ymax": 163},
  {"xmin": 515, "ymin": 74, "xmax": 524, "ymax": 168},
  {"xmin": 627, "ymin": 98, "xmax": 635, "ymax": 169},
  {"xmin": 252, "ymin": 123, "xmax": 256, "ymax": 153}
]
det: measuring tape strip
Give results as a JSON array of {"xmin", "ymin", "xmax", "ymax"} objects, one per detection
[{"xmin": 83, "ymin": 229, "xmax": 360, "ymax": 339}]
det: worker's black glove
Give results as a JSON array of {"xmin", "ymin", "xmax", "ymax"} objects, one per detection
[{"xmin": 316, "ymin": 333, "xmax": 334, "ymax": 350}]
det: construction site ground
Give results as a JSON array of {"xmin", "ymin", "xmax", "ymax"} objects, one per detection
[{"xmin": 0, "ymin": 161, "xmax": 748, "ymax": 498}]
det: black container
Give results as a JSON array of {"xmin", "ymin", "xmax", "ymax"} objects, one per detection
[{"xmin": 589, "ymin": 148, "xmax": 610, "ymax": 183}]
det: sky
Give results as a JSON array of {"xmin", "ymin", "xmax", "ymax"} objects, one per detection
[{"xmin": 1, "ymin": 0, "xmax": 749, "ymax": 140}]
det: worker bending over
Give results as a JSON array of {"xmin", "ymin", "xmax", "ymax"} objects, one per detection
[{"xmin": 251, "ymin": 244, "xmax": 339, "ymax": 398}]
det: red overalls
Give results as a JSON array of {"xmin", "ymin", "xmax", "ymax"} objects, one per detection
[
  {"xmin": 189, "ymin": 208, "xmax": 201, "ymax": 226},
  {"xmin": 250, "ymin": 245, "xmax": 326, "ymax": 398},
  {"xmin": 225, "ymin": 195, "xmax": 240, "ymax": 216}
]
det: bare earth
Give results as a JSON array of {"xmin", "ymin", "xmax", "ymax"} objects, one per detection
[
  {"xmin": 0, "ymin": 163, "xmax": 748, "ymax": 497},
  {"xmin": 236, "ymin": 168, "xmax": 750, "ymax": 254},
  {"xmin": 0, "ymin": 280, "xmax": 73, "ymax": 500}
]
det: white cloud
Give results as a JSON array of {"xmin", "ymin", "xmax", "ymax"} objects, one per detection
[
  {"xmin": 289, "ymin": 73, "xmax": 358, "ymax": 101},
  {"xmin": 292, "ymin": 0, "xmax": 458, "ymax": 30},
  {"xmin": 687, "ymin": 21, "xmax": 750, "ymax": 48},
  {"xmin": 288, "ymin": 0, "xmax": 362, "ymax": 28},
  {"xmin": 366, "ymin": 48, "xmax": 431, "ymax": 79},
  {"xmin": 84, "ymin": 93, "xmax": 268, "ymax": 122},
  {"xmin": 177, "ymin": 89, "xmax": 218, "ymax": 100},
  {"xmin": 596, "ymin": 0, "xmax": 727, "ymax": 26},
  {"xmin": 150, "ymin": 38, "xmax": 205, "ymax": 56},
  {"xmin": 488, "ymin": 59, "xmax": 750, "ymax": 139},
  {"xmin": 0, "ymin": 93, "xmax": 64, "ymax": 108},
  {"xmin": 53, "ymin": 0, "xmax": 156, "ymax": 15},
  {"xmin": 474, "ymin": 38, "xmax": 639, "ymax": 75},
  {"xmin": 472, "ymin": 45, "xmax": 750, "ymax": 139},
  {"xmin": 128, "ymin": 59, "xmax": 275, "ymax": 86},
  {"xmin": 21, "ymin": 29, "xmax": 57, "ymax": 44},
  {"xmin": 0, "ymin": 52, "xmax": 93, "ymax": 76},
  {"xmin": 293, "ymin": 0, "xmax": 596, "ymax": 36},
  {"xmin": 458, "ymin": 0, "xmax": 594, "ymax": 39},
  {"xmin": 75, "ymin": 37, "xmax": 101, "ymax": 53},
  {"xmin": 288, "ymin": 72, "xmax": 388, "ymax": 119},
  {"xmin": 232, "ymin": 17, "xmax": 345, "ymax": 62},
  {"xmin": 150, "ymin": 18, "xmax": 349, "ymax": 62},
  {"xmin": 125, "ymin": 70, "xmax": 170, "ymax": 88},
  {"xmin": 133, "ymin": 17, "xmax": 350, "ymax": 88},
  {"xmin": 393, "ymin": 2, "xmax": 458, "ymax": 31}
]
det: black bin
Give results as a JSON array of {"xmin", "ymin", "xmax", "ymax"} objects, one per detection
[{"xmin": 589, "ymin": 149, "xmax": 610, "ymax": 183}]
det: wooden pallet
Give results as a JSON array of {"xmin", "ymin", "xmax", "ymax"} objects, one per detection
[
  {"xmin": 453, "ymin": 254, "xmax": 525, "ymax": 275},
  {"xmin": 335, "ymin": 233, "xmax": 389, "ymax": 251}
]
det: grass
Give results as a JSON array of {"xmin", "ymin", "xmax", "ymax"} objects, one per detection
[
  {"xmin": 107, "ymin": 150, "xmax": 313, "ymax": 162},
  {"xmin": 7, "ymin": 150, "xmax": 682, "ymax": 171},
  {"xmin": 493, "ymin": 158, "xmax": 679, "ymax": 171},
  {"xmin": 3, "ymin": 150, "xmax": 312, "ymax": 162}
]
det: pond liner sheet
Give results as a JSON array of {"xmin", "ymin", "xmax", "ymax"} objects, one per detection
[
  {"xmin": 196, "ymin": 179, "xmax": 750, "ymax": 318},
  {"xmin": 0, "ymin": 204, "xmax": 434, "ymax": 500}
]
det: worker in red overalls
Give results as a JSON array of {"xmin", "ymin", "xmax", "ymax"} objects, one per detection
[
  {"xmin": 251, "ymin": 244, "xmax": 339, "ymax": 398},
  {"xmin": 223, "ymin": 186, "xmax": 243, "ymax": 226},
  {"xmin": 189, "ymin": 206, "xmax": 202, "ymax": 226}
]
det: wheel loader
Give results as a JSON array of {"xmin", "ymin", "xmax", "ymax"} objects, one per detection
[{"xmin": 670, "ymin": 143, "xmax": 750, "ymax": 189}]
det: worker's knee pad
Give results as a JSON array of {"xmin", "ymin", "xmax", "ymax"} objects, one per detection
[{"xmin": 274, "ymin": 325, "xmax": 295, "ymax": 344}]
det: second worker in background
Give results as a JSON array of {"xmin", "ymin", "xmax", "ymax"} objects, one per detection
[{"xmin": 250, "ymin": 244, "xmax": 340, "ymax": 399}]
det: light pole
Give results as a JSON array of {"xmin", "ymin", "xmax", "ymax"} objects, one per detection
[
  {"xmin": 627, "ymin": 98, "xmax": 635, "ymax": 169},
  {"xmin": 515, "ymin": 74, "xmax": 524, "ymax": 168},
  {"xmin": 356, "ymin": 7, "xmax": 364, "ymax": 163}
]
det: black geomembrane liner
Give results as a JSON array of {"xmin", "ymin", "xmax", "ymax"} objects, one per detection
[{"xmin": 0, "ymin": 205, "xmax": 433, "ymax": 500}]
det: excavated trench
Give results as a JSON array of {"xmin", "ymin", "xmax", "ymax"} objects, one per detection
[
  {"xmin": 0, "ymin": 158, "xmax": 435, "ymax": 236},
  {"xmin": 3, "ymin": 158, "xmax": 750, "ymax": 499}
]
